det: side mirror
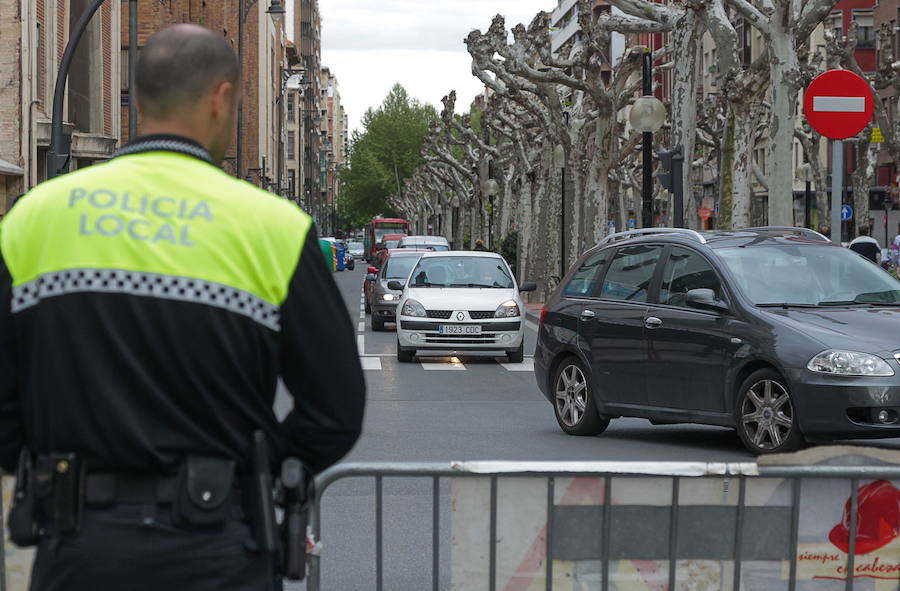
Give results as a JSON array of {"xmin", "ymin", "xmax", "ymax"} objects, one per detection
[
  {"xmin": 387, "ymin": 280, "xmax": 403, "ymax": 291},
  {"xmin": 686, "ymin": 289, "xmax": 729, "ymax": 313},
  {"xmin": 366, "ymin": 274, "xmax": 377, "ymax": 282},
  {"xmin": 519, "ymin": 281, "xmax": 537, "ymax": 293},
  {"xmin": 367, "ymin": 266, "xmax": 378, "ymax": 274}
]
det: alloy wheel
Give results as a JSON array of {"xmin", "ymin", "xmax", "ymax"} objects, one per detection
[
  {"xmin": 740, "ymin": 379, "xmax": 794, "ymax": 451},
  {"xmin": 555, "ymin": 364, "xmax": 588, "ymax": 427}
]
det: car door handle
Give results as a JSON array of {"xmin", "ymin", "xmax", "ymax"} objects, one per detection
[
  {"xmin": 645, "ymin": 316, "xmax": 663, "ymax": 328},
  {"xmin": 580, "ymin": 309, "xmax": 595, "ymax": 320}
]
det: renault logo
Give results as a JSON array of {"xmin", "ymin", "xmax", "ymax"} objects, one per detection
[{"xmin": 456, "ymin": 312, "xmax": 465, "ymax": 321}]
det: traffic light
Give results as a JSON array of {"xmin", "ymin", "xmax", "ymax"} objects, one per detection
[
  {"xmin": 655, "ymin": 148, "xmax": 678, "ymax": 193},
  {"xmin": 655, "ymin": 146, "xmax": 685, "ymax": 227}
]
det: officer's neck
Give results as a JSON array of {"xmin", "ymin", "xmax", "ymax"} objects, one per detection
[{"xmin": 140, "ymin": 120, "xmax": 212, "ymax": 154}]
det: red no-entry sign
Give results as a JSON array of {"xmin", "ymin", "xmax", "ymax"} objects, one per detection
[{"xmin": 803, "ymin": 69, "xmax": 874, "ymax": 139}]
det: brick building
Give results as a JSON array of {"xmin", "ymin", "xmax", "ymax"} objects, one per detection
[
  {"xmin": 119, "ymin": 0, "xmax": 287, "ymax": 188},
  {"xmin": 1, "ymin": 0, "xmax": 121, "ymax": 218},
  {"xmin": 296, "ymin": 0, "xmax": 323, "ymax": 223},
  {"xmin": 320, "ymin": 67, "xmax": 347, "ymax": 234}
]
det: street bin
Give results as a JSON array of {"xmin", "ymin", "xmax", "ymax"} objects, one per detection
[
  {"xmin": 335, "ymin": 242, "xmax": 346, "ymax": 272},
  {"xmin": 319, "ymin": 239, "xmax": 336, "ymax": 272}
]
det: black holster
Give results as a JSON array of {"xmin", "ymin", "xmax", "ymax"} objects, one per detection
[
  {"xmin": 279, "ymin": 458, "xmax": 313, "ymax": 581},
  {"xmin": 8, "ymin": 450, "xmax": 86, "ymax": 545}
]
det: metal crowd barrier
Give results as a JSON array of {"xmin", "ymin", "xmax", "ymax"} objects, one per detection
[{"xmin": 306, "ymin": 461, "xmax": 900, "ymax": 591}]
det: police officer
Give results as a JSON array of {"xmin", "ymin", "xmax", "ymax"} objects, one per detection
[{"xmin": 0, "ymin": 24, "xmax": 365, "ymax": 590}]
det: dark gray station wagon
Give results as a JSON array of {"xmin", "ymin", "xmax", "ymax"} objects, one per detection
[{"xmin": 534, "ymin": 227, "xmax": 900, "ymax": 454}]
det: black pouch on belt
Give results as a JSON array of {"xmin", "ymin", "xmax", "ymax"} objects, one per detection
[{"xmin": 172, "ymin": 455, "xmax": 236, "ymax": 528}]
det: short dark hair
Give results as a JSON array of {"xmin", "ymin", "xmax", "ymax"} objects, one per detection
[
  {"xmin": 859, "ymin": 225, "xmax": 870, "ymax": 236},
  {"xmin": 136, "ymin": 24, "xmax": 239, "ymax": 121}
]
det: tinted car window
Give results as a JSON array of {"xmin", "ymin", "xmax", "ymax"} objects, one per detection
[
  {"xmin": 383, "ymin": 256, "xmax": 420, "ymax": 280},
  {"xmin": 717, "ymin": 244, "xmax": 900, "ymax": 305},
  {"xmin": 599, "ymin": 245, "xmax": 662, "ymax": 302},
  {"xmin": 562, "ymin": 251, "xmax": 607, "ymax": 297},
  {"xmin": 659, "ymin": 247, "xmax": 722, "ymax": 307}
]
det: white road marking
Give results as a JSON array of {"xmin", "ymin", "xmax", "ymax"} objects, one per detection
[
  {"xmin": 358, "ymin": 322, "xmax": 365, "ymax": 332},
  {"xmin": 359, "ymin": 311, "xmax": 365, "ymax": 319},
  {"xmin": 421, "ymin": 357, "xmax": 466, "ymax": 370},
  {"xmin": 360, "ymin": 356, "xmax": 382, "ymax": 370},
  {"xmin": 813, "ymin": 96, "xmax": 865, "ymax": 113},
  {"xmin": 524, "ymin": 318, "xmax": 539, "ymax": 332},
  {"xmin": 499, "ymin": 358, "xmax": 535, "ymax": 372},
  {"xmin": 357, "ymin": 334, "xmax": 365, "ymax": 353}
]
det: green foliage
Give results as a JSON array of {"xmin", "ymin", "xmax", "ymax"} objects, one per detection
[{"xmin": 339, "ymin": 84, "xmax": 438, "ymax": 227}]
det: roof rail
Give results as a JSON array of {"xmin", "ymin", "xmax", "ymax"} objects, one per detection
[
  {"xmin": 597, "ymin": 228, "xmax": 707, "ymax": 247},
  {"xmin": 743, "ymin": 226, "xmax": 830, "ymax": 242}
]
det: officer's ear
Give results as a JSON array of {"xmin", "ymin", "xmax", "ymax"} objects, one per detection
[{"xmin": 210, "ymin": 81, "xmax": 237, "ymax": 122}]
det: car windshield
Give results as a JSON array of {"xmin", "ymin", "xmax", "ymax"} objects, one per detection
[
  {"xmin": 408, "ymin": 256, "xmax": 514, "ymax": 288},
  {"xmin": 716, "ymin": 244, "xmax": 900, "ymax": 306},
  {"xmin": 383, "ymin": 255, "xmax": 421, "ymax": 280}
]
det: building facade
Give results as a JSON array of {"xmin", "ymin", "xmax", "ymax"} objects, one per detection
[
  {"xmin": 320, "ymin": 67, "xmax": 347, "ymax": 235},
  {"xmin": 1, "ymin": 0, "xmax": 122, "ymax": 218},
  {"xmin": 295, "ymin": 0, "xmax": 323, "ymax": 224},
  {"xmin": 118, "ymin": 0, "xmax": 286, "ymax": 190}
]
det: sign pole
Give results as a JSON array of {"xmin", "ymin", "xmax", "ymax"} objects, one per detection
[{"xmin": 831, "ymin": 140, "xmax": 843, "ymax": 244}]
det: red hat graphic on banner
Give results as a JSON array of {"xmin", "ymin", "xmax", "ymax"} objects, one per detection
[{"xmin": 829, "ymin": 480, "xmax": 900, "ymax": 555}]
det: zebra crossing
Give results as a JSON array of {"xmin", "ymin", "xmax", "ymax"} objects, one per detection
[{"xmin": 358, "ymin": 355, "xmax": 534, "ymax": 372}]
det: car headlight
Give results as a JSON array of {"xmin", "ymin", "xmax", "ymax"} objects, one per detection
[
  {"xmin": 402, "ymin": 299, "xmax": 426, "ymax": 317},
  {"xmin": 494, "ymin": 300, "xmax": 520, "ymax": 318},
  {"xmin": 807, "ymin": 350, "xmax": 895, "ymax": 377},
  {"xmin": 382, "ymin": 293, "xmax": 397, "ymax": 301}
]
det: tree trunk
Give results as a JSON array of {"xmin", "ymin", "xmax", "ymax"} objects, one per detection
[
  {"xmin": 720, "ymin": 103, "xmax": 755, "ymax": 228},
  {"xmin": 852, "ymin": 129, "xmax": 875, "ymax": 233},
  {"xmin": 767, "ymin": 10, "xmax": 799, "ymax": 226},
  {"xmin": 669, "ymin": 8, "xmax": 703, "ymax": 228}
]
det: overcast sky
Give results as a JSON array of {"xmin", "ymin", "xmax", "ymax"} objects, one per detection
[{"xmin": 289, "ymin": 0, "xmax": 553, "ymax": 134}]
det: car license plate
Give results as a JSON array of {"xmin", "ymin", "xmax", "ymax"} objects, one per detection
[{"xmin": 439, "ymin": 325, "xmax": 482, "ymax": 335}]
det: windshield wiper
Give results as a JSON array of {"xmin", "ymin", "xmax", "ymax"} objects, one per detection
[
  {"xmin": 816, "ymin": 300, "xmax": 870, "ymax": 306},
  {"xmin": 757, "ymin": 303, "xmax": 821, "ymax": 308},
  {"xmin": 448, "ymin": 283, "xmax": 494, "ymax": 288}
]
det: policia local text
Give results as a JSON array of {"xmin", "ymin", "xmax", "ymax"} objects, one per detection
[{"xmin": 70, "ymin": 188, "xmax": 213, "ymax": 246}]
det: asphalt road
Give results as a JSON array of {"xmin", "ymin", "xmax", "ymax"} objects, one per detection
[
  {"xmin": 285, "ymin": 265, "xmax": 900, "ymax": 589},
  {"xmin": 285, "ymin": 265, "xmax": 758, "ymax": 590}
]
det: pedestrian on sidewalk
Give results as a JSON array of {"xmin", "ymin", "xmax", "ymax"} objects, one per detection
[
  {"xmin": 473, "ymin": 239, "xmax": 489, "ymax": 251},
  {"xmin": 0, "ymin": 24, "xmax": 365, "ymax": 591},
  {"xmin": 849, "ymin": 225, "xmax": 881, "ymax": 264}
]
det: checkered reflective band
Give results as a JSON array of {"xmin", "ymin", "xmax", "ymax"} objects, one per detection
[
  {"xmin": 112, "ymin": 140, "xmax": 216, "ymax": 166},
  {"xmin": 11, "ymin": 269, "xmax": 280, "ymax": 331}
]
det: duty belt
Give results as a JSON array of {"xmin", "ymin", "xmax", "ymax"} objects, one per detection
[{"xmin": 84, "ymin": 473, "xmax": 178, "ymax": 506}]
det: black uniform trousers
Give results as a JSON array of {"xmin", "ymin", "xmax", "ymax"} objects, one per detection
[{"xmin": 29, "ymin": 503, "xmax": 280, "ymax": 591}]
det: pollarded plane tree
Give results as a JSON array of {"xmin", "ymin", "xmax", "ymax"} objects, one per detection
[
  {"xmin": 601, "ymin": 0, "xmax": 706, "ymax": 228},
  {"xmin": 467, "ymin": 2, "xmax": 649, "ymax": 273},
  {"xmin": 725, "ymin": 0, "xmax": 839, "ymax": 226}
]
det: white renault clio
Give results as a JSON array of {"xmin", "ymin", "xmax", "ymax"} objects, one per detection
[{"xmin": 389, "ymin": 251, "xmax": 536, "ymax": 363}]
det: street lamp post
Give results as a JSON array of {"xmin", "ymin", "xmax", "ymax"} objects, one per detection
[
  {"xmin": 552, "ymin": 144, "xmax": 566, "ymax": 275},
  {"xmin": 48, "ymin": 0, "xmax": 105, "ymax": 178},
  {"xmin": 481, "ymin": 178, "xmax": 499, "ymax": 251},
  {"xmin": 628, "ymin": 48, "xmax": 666, "ymax": 228}
]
